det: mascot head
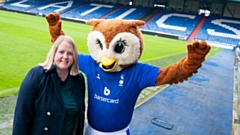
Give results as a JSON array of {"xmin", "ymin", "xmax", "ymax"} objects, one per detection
[{"xmin": 86, "ymin": 19, "xmax": 145, "ymax": 72}]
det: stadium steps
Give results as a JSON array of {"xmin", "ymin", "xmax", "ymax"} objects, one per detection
[
  {"xmin": 188, "ymin": 16, "xmax": 206, "ymax": 41},
  {"xmin": 138, "ymin": 8, "xmax": 161, "ymax": 22}
]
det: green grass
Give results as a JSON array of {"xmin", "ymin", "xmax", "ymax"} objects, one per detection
[{"xmin": 0, "ymin": 10, "xmax": 221, "ymax": 97}]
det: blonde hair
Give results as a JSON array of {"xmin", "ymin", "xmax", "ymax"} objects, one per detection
[{"xmin": 39, "ymin": 35, "xmax": 79, "ymax": 76}]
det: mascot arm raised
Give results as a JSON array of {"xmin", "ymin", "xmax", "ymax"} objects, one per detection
[
  {"xmin": 45, "ymin": 13, "xmax": 65, "ymax": 43},
  {"xmin": 156, "ymin": 40, "xmax": 211, "ymax": 85}
]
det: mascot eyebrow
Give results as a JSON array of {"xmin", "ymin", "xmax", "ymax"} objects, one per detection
[
  {"xmin": 46, "ymin": 13, "xmax": 211, "ymax": 134},
  {"xmin": 96, "ymin": 39, "xmax": 103, "ymax": 50}
]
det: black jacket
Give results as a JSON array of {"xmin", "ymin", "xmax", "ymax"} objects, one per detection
[{"xmin": 12, "ymin": 65, "xmax": 85, "ymax": 135}]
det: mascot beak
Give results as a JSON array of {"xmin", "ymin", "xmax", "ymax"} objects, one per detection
[{"xmin": 100, "ymin": 56, "xmax": 118, "ymax": 72}]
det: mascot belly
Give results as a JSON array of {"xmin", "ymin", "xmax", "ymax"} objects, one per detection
[{"xmin": 46, "ymin": 13, "xmax": 211, "ymax": 135}]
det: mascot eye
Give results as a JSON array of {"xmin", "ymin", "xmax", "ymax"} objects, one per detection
[
  {"xmin": 96, "ymin": 39, "xmax": 103, "ymax": 50},
  {"xmin": 114, "ymin": 38, "xmax": 127, "ymax": 54}
]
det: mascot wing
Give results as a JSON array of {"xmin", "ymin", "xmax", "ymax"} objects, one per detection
[
  {"xmin": 156, "ymin": 40, "xmax": 211, "ymax": 85},
  {"xmin": 45, "ymin": 13, "xmax": 65, "ymax": 43}
]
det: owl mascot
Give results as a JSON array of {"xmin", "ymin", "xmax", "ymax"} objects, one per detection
[{"xmin": 46, "ymin": 13, "xmax": 211, "ymax": 135}]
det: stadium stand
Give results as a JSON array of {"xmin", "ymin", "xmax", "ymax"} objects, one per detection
[
  {"xmin": 102, "ymin": 5, "xmax": 152, "ymax": 20},
  {"xmin": 1, "ymin": 0, "xmax": 240, "ymax": 49},
  {"xmin": 61, "ymin": 2, "xmax": 122, "ymax": 21},
  {"xmin": 2, "ymin": 0, "xmax": 49, "ymax": 12},
  {"xmin": 142, "ymin": 10, "xmax": 202, "ymax": 40},
  {"xmin": 194, "ymin": 16, "xmax": 240, "ymax": 49},
  {"xmin": 27, "ymin": 0, "xmax": 87, "ymax": 16}
]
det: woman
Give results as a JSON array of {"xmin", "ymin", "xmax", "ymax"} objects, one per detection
[{"xmin": 12, "ymin": 35, "xmax": 86, "ymax": 135}]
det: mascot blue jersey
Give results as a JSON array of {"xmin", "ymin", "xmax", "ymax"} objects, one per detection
[{"xmin": 78, "ymin": 54, "xmax": 160, "ymax": 132}]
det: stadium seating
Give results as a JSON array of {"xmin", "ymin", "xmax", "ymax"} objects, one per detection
[
  {"xmin": 3, "ymin": 0, "xmax": 49, "ymax": 12},
  {"xmin": 102, "ymin": 5, "xmax": 151, "ymax": 20},
  {"xmin": 142, "ymin": 10, "xmax": 202, "ymax": 40},
  {"xmin": 194, "ymin": 16, "xmax": 240, "ymax": 48},
  {"xmin": 61, "ymin": 2, "xmax": 122, "ymax": 21},
  {"xmin": 2, "ymin": 0, "xmax": 240, "ymax": 48},
  {"xmin": 27, "ymin": 0, "xmax": 86, "ymax": 16}
]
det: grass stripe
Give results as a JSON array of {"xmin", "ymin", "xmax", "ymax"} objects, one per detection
[
  {"xmin": 141, "ymin": 51, "xmax": 186, "ymax": 62},
  {"xmin": 0, "ymin": 87, "xmax": 19, "ymax": 98}
]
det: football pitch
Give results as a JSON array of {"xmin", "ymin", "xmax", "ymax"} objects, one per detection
[{"xmin": 0, "ymin": 10, "xmax": 221, "ymax": 97}]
